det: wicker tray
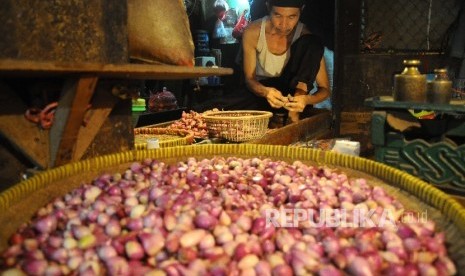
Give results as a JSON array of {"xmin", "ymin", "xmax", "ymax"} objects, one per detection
[
  {"xmin": 203, "ymin": 110, "xmax": 272, "ymax": 142},
  {"xmin": 1, "ymin": 145, "xmax": 465, "ymax": 271},
  {"xmin": 134, "ymin": 127, "xmax": 194, "ymax": 149}
]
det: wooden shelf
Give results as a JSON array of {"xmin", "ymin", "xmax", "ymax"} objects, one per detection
[
  {"xmin": 0, "ymin": 59, "xmax": 233, "ymax": 171},
  {"xmin": 0, "ymin": 59, "xmax": 233, "ymax": 80}
]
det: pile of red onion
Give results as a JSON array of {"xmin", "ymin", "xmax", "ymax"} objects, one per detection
[
  {"xmin": 0, "ymin": 157, "xmax": 457, "ymax": 275},
  {"xmin": 168, "ymin": 111, "xmax": 208, "ymax": 139}
]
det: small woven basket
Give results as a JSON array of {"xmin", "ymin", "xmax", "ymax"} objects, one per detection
[
  {"xmin": 134, "ymin": 127, "xmax": 194, "ymax": 149},
  {"xmin": 202, "ymin": 110, "xmax": 273, "ymax": 142}
]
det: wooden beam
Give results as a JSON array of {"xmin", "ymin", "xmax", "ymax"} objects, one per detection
[
  {"xmin": 0, "ymin": 82, "xmax": 49, "ymax": 168},
  {"xmin": 50, "ymin": 76, "xmax": 98, "ymax": 167},
  {"xmin": 0, "ymin": 59, "xmax": 233, "ymax": 80},
  {"xmin": 72, "ymin": 83, "xmax": 119, "ymax": 162}
]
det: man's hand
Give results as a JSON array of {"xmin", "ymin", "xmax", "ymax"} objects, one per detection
[
  {"xmin": 284, "ymin": 94, "xmax": 307, "ymax": 112},
  {"xmin": 265, "ymin": 88, "xmax": 287, "ymax": 108}
]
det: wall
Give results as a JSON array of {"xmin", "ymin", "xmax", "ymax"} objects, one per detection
[{"xmin": 0, "ymin": 0, "xmax": 127, "ymax": 63}]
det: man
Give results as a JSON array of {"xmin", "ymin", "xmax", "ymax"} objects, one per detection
[{"xmin": 242, "ymin": 0, "xmax": 330, "ymax": 123}]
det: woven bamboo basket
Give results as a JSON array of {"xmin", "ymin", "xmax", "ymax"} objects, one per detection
[
  {"xmin": 203, "ymin": 110, "xmax": 272, "ymax": 142},
  {"xmin": 0, "ymin": 145, "xmax": 465, "ymax": 271},
  {"xmin": 134, "ymin": 127, "xmax": 194, "ymax": 149}
]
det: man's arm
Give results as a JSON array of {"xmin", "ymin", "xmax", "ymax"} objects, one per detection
[
  {"xmin": 242, "ymin": 24, "xmax": 287, "ymax": 109},
  {"xmin": 284, "ymin": 57, "xmax": 330, "ymax": 112}
]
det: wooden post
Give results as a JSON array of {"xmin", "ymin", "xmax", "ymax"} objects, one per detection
[
  {"xmin": 334, "ymin": 0, "xmax": 362, "ymax": 135},
  {"xmin": 50, "ymin": 76, "xmax": 98, "ymax": 167}
]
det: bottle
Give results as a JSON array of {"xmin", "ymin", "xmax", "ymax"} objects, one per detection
[
  {"xmin": 393, "ymin": 60, "xmax": 427, "ymax": 102},
  {"xmin": 427, "ymin": 68, "xmax": 452, "ymax": 104}
]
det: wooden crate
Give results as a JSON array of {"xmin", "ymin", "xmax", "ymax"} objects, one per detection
[{"xmin": 339, "ymin": 111, "xmax": 373, "ymax": 155}]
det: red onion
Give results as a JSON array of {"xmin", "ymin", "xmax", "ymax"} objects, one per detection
[
  {"xmin": 180, "ymin": 229, "xmax": 207, "ymax": 248},
  {"xmin": 233, "ymin": 243, "xmax": 250, "ymax": 261},
  {"xmin": 397, "ymin": 224, "xmax": 416, "ymax": 239},
  {"xmin": 194, "ymin": 212, "xmax": 217, "ymax": 230},
  {"xmin": 105, "ymin": 219, "xmax": 121, "ymax": 237},
  {"xmin": 105, "ymin": 256, "xmax": 129, "ymax": 275},
  {"xmin": 77, "ymin": 234, "xmax": 96, "ymax": 250},
  {"xmin": 165, "ymin": 232, "xmax": 181, "ymax": 253},
  {"xmin": 347, "ymin": 256, "xmax": 374, "ymax": 276},
  {"xmin": 272, "ymin": 264, "xmax": 293, "ymax": 276},
  {"xmin": 138, "ymin": 232, "xmax": 164, "ymax": 256},
  {"xmin": 96, "ymin": 245, "xmax": 116, "ymax": 262},
  {"xmin": 237, "ymin": 254, "xmax": 259, "ymax": 270},
  {"xmin": 253, "ymin": 260, "xmax": 271, "ymax": 275},
  {"xmin": 67, "ymin": 255, "xmax": 83, "ymax": 271},
  {"xmin": 178, "ymin": 247, "xmax": 198, "ymax": 264},
  {"xmin": 21, "ymin": 259, "xmax": 48, "ymax": 275},
  {"xmin": 319, "ymin": 265, "xmax": 343, "ymax": 276},
  {"xmin": 71, "ymin": 225, "xmax": 91, "ymax": 240},
  {"xmin": 125, "ymin": 240, "xmax": 144, "ymax": 260},
  {"xmin": 50, "ymin": 247, "xmax": 68, "ymax": 264},
  {"xmin": 126, "ymin": 218, "xmax": 144, "ymax": 231},
  {"xmin": 34, "ymin": 215, "xmax": 57, "ymax": 234},
  {"xmin": 418, "ymin": 262, "xmax": 438, "ymax": 275}
]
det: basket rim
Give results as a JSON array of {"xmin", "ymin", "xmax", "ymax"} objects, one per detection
[
  {"xmin": 134, "ymin": 127, "xmax": 193, "ymax": 137},
  {"xmin": 202, "ymin": 110, "xmax": 273, "ymax": 120},
  {"xmin": 133, "ymin": 127, "xmax": 195, "ymax": 148}
]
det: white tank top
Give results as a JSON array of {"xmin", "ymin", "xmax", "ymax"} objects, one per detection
[{"xmin": 256, "ymin": 16, "xmax": 304, "ymax": 79}]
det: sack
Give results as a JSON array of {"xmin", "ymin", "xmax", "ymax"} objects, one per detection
[{"xmin": 127, "ymin": 0, "xmax": 194, "ymax": 66}]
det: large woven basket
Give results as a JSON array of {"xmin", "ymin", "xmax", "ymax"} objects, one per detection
[
  {"xmin": 134, "ymin": 127, "xmax": 194, "ymax": 149},
  {"xmin": 1, "ymin": 145, "xmax": 465, "ymax": 271},
  {"xmin": 203, "ymin": 110, "xmax": 272, "ymax": 142}
]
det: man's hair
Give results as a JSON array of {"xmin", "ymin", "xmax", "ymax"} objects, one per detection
[{"xmin": 267, "ymin": 0, "xmax": 305, "ymax": 8}]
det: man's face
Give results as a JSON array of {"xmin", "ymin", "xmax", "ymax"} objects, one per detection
[{"xmin": 269, "ymin": 6, "xmax": 301, "ymax": 35}]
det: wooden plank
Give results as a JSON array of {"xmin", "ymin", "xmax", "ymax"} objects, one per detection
[
  {"xmin": 72, "ymin": 83, "xmax": 119, "ymax": 162},
  {"xmin": 339, "ymin": 111, "xmax": 372, "ymax": 156},
  {"xmin": 0, "ymin": 82, "xmax": 49, "ymax": 168},
  {"xmin": 0, "ymin": 59, "xmax": 233, "ymax": 80},
  {"xmin": 50, "ymin": 76, "xmax": 98, "ymax": 167},
  {"xmin": 247, "ymin": 111, "xmax": 333, "ymax": 145}
]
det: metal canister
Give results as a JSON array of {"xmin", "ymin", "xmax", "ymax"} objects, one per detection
[
  {"xmin": 427, "ymin": 68, "xmax": 452, "ymax": 104},
  {"xmin": 394, "ymin": 60, "xmax": 427, "ymax": 102}
]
